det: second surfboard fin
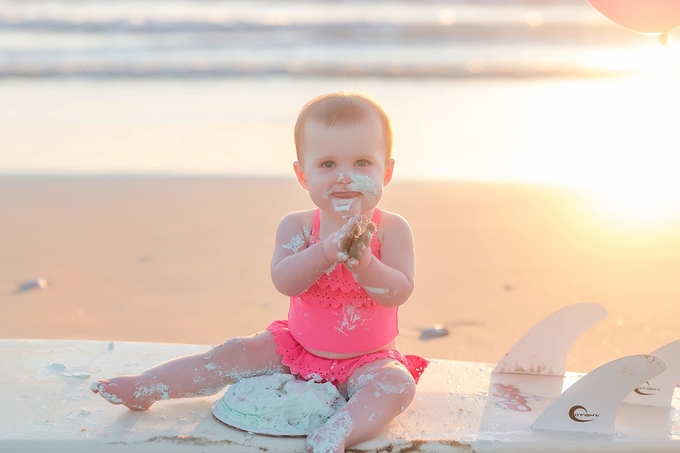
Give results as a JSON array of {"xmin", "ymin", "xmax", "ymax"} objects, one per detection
[
  {"xmin": 624, "ymin": 339, "xmax": 680, "ymax": 408},
  {"xmin": 493, "ymin": 303, "xmax": 608, "ymax": 376},
  {"xmin": 531, "ymin": 354, "xmax": 667, "ymax": 434}
]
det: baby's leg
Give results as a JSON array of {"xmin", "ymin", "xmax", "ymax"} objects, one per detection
[
  {"xmin": 91, "ymin": 330, "xmax": 288, "ymax": 410},
  {"xmin": 306, "ymin": 359, "xmax": 416, "ymax": 453}
]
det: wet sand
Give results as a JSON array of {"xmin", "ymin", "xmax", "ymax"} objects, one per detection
[{"xmin": 1, "ymin": 175, "xmax": 679, "ymax": 373}]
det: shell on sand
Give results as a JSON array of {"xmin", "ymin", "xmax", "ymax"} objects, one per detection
[{"xmin": 18, "ymin": 277, "xmax": 47, "ymax": 292}]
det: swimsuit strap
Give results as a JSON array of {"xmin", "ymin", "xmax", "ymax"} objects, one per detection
[
  {"xmin": 370, "ymin": 207, "xmax": 381, "ymax": 228},
  {"xmin": 369, "ymin": 208, "xmax": 381, "ymax": 251},
  {"xmin": 312, "ymin": 209, "xmax": 321, "ymax": 239}
]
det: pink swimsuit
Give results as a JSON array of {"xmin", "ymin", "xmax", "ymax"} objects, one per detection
[
  {"xmin": 288, "ymin": 208, "xmax": 398, "ymax": 353},
  {"xmin": 267, "ymin": 209, "xmax": 428, "ymax": 385}
]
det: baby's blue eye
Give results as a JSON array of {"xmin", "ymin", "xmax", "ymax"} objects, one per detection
[
  {"xmin": 320, "ymin": 161, "xmax": 335, "ymax": 168},
  {"xmin": 356, "ymin": 160, "xmax": 369, "ymax": 167}
]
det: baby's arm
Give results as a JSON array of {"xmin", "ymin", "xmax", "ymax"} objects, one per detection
[
  {"xmin": 348, "ymin": 212, "xmax": 415, "ymax": 308},
  {"xmin": 270, "ymin": 211, "xmax": 336, "ymax": 297}
]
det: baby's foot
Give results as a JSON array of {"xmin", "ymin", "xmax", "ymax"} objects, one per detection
[
  {"xmin": 307, "ymin": 427, "xmax": 346, "ymax": 453},
  {"xmin": 91, "ymin": 375, "xmax": 165, "ymax": 411},
  {"xmin": 306, "ymin": 412, "xmax": 352, "ymax": 453}
]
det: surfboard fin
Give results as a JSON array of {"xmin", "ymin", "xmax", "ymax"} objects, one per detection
[
  {"xmin": 531, "ymin": 354, "xmax": 667, "ymax": 434},
  {"xmin": 624, "ymin": 339, "xmax": 680, "ymax": 407},
  {"xmin": 493, "ymin": 303, "xmax": 608, "ymax": 376}
]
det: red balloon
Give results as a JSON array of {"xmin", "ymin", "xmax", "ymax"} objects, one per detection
[{"xmin": 587, "ymin": 0, "xmax": 680, "ymax": 34}]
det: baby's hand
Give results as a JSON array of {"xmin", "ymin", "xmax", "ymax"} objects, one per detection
[
  {"xmin": 345, "ymin": 222, "xmax": 376, "ymax": 273},
  {"xmin": 323, "ymin": 215, "xmax": 360, "ymax": 263},
  {"xmin": 323, "ymin": 215, "xmax": 376, "ymax": 272}
]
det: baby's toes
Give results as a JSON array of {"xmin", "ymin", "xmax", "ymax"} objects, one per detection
[{"xmin": 92, "ymin": 381, "xmax": 125, "ymax": 405}]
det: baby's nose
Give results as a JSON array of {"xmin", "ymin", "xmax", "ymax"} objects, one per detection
[{"xmin": 336, "ymin": 171, "xmax": 348, "ymax": 183}]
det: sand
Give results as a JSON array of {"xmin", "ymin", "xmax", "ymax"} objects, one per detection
[{"xmin": 1, "ymin": 175, "xmax": 679, "ymax": 373}]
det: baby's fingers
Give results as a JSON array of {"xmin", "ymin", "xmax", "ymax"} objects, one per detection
[
  {"xmin": 335, "ymin": 215, "xmax": 360, "ymax": 251},
  {"xmin": 338, "ymin": 215, "xmax": 360, "ymax": 237}
]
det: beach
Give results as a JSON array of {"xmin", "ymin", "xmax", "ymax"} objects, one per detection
[
  {"xmin": 3, "ymin": 0, "xmax": 680, "ymax": 375},
  {"xmin": 3, "ymin": 4, "xmax": 680, "ymax": 451},
  {"xmin": 2, "ymin": 175, "xmax": 679, "ymax": 374}
]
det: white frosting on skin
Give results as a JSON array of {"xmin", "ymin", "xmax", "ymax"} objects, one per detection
[
  {"xmin": 347, "ymin": 173, "xmax": 378, "ymax": 196},
  {"xmin": 90, "ymin": 381, "xmax": 124, "ymax": 404},
  {"xmin": 307, "ymin": 411, "xmax": 353, "ymax": 453},
  {"xmin": 364, "ymin": 286, "xmax": 389, "ymax": 295},
  {"xmin": 133, "ymin": 383, "xmax": 170, "ymax": 400},
  {"xmin": 213, "ymin": 374, "xmax": 346, "ymax": 436},
  {"xmin": 331, "ymin": 198, "xmax": 354, "ymax": 212},
  {"xmin": 282, "ymin": 232, "xmax": 306, "ymax": 253}
]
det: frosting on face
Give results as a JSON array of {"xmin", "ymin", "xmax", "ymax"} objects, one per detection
[
  {"xmin": 331, "ymin": 198, "xmax": 355, "ymax": 212},
  {"xmin": 347, "ymin": 173, "xmax": 379, "ymax": 196}
]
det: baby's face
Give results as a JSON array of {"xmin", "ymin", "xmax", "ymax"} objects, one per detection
[{"xmin": 294, "ymin": 114, "xmax": 394, "ymax": 217}]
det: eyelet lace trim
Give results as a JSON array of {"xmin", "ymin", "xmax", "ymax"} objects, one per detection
[{"xmin": 298, "ymin": 264, "xmax": 375, "ymax": 308}]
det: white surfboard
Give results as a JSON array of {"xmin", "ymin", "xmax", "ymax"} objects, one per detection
[{"xmin": 1, "ymin": 305, "xmax": 679, "ymax": 452}]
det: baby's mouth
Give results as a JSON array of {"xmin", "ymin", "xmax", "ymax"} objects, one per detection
[
  {"xmin": 331, "ymin": 191, "xmax": 360, "ymax": 199},
  {"xmin": 331, "ymin": 195, "xmax": 359, "ymax": 213}
]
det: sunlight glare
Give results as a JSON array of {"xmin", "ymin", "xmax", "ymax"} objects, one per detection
[
  {"xmin": 586, "ymin": 177, "xmax": 680, "ymax": 228},
  {"xmin": 584, "ymin": 44, "xmax": 680, "ymax": 74},
  {"xmin": 510, "ymin": 75, "xmax": 680, "ymax": 230},
  {"xmin": 576, "ymin": 75, "xmax": 680, "ymax": 229}
]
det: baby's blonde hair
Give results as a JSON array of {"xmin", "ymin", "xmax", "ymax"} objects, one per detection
[{"xmin": 294, "ymin": 92, "xmax": 393, "ymax": 162}]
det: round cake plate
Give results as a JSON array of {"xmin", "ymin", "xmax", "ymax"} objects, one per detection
[{"xmin": 211, "ymin": 399, "xmax": 308, "ymax": 438}]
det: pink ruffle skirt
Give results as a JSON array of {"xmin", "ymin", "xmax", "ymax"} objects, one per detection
[{"xmin": 266, "ymin": 320, "xmax": 428, "ymax": 386}]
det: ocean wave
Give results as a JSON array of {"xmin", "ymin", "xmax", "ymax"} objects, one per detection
[
  {"xmin": 0, "ymin": 19, "xmax": 640, "ymax": 47},
  {"xmin": 0, "ymin": 59, "xmax": 643, "ymax": 79},
  {"xmin": 0, "ymin": 0, "xmax": 671, "ymax": 80},
  {"xmin": 0, "ymin": 0, "xmax": 612, "ymax": 36}
]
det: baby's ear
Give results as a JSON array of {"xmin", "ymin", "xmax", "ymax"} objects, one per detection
[
  {"xmin": 383, "ymin": 158, "xmax": 395, "ymax": 186},
  {"xmin": 293, "ymin": 161, "xmax": 309, "ymax": 190}
]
